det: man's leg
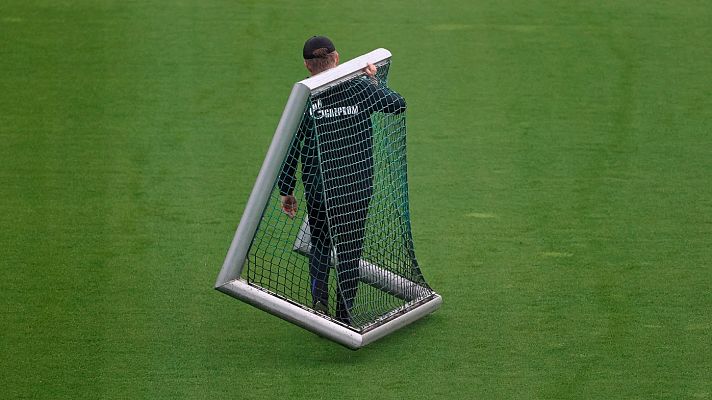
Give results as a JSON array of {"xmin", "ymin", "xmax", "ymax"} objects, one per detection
[
  {"xmin": 307, "ymin": 199, "xmax": 331, "ymax": 310},
  {"xmin": 334, "ymin": 198, "xmax": 370, "ymax": 325}
]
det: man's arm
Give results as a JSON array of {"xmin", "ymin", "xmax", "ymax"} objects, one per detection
[
  {"xmin": 277, "ymin": 119, "xmax": 306, "ymax": 219},
  {"xmin": 362, "ymin": 63, "xmax": 407, "ymax": 115},
  {"xmin": 373, "ymin": 86, "xmax": 406, "ymax": 114},
  {"xmin": 278, "ymin": 138, "xmax": 299, "ymax": 198}
]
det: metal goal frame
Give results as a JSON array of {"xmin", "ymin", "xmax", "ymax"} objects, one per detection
[{"xmin": 215, "ymin": 48, "xmax": 441, "ymax": 349}]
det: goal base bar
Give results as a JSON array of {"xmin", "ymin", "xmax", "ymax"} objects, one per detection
[{"xmin": 216, "ymin": 279, "xmax": 442, "ymax": 350}]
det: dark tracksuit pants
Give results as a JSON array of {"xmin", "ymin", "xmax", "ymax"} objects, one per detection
[{"xmin": 307, "ymin": 193, "xmax": 370, "ymax": 324}]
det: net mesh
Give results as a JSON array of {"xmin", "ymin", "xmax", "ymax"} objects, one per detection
[{"xmin": 246, "ymin": 61, "xmax": 433, "ymax": 331}]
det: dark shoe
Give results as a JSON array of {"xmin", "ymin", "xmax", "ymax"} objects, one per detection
[
  {"xmin": 313, "ymin": 301, "xmax": 328, "ymax": 315},
  {"xmin": 336, "ymin": 316, "xmax": 352, "ymax": 326},
  {"xmin": 335, "ymin": 309, "xmax": 352, "ymax": 326}
]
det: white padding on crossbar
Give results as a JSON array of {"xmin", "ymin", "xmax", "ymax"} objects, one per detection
[{"xmin": 299, "ymin": 48, "xmax": 392, "ymax": 92}]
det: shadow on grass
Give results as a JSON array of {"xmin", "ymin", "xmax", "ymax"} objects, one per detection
[{"xmin": 273, "ymin": 312, "xmax": 446, "ymax": 364}]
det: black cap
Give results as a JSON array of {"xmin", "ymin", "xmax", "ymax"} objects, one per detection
[{"xmin": 303, "ymin": 36, "xmax": 336, "ymax": 59}]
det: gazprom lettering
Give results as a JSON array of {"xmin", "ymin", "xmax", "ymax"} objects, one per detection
[{"xmin": 310, "ymin": 99, "xmax": 359, "ymax": 119}]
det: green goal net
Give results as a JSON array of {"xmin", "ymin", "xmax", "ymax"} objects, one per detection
[{"xmin": 246, "ymin": 61, "xmax": 432, "ymax": 330}]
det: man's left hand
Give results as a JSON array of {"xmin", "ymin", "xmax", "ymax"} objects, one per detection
[{"xmin": 363, "ymin": 62, "xmax": 377, "ymax": 77}]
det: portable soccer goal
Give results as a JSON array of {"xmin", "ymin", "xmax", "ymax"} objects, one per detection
[{"xmin": 215, "ymin": 48, "xmax": 441, "ymax": 349}]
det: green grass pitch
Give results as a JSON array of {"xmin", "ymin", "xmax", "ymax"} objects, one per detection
[{"xmin": 1, "ymin": 1, "xmax": 711, "ymax": 398}]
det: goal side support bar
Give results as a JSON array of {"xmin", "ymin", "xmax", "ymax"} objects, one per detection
[
  {"xmin": 215, "ymin": 83, "xmax": 309, "ymax": 287},
  {"xmin": 216, "ymin": 279, "xmax": 442, "ymax": 349},
  {"xmin": 293, "ymin": 217, "xmax": 430, "ymax": 301}
]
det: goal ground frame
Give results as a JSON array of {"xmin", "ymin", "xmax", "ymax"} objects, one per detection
[{"xmin": 215, "ymin": 48, "xmax": 441, "ymax": 349}]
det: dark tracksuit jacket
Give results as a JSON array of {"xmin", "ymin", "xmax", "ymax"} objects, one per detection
[{"xmin": 278, "ymin": 76, "xmax": 406, "ymax": 324}]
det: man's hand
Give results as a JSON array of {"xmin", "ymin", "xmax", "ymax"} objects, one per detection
[
  {"xmin": 280, "ymin": 195, "xmax": 298, "ymax": 219},
  {"xmin": 363, "ymin": 62, "xmax": 377, "ymax": 78}
]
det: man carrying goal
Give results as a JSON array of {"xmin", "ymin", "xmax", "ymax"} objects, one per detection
[{"xmin": 278, "ymin": 36, "xmax": 406, "ymax": 326}]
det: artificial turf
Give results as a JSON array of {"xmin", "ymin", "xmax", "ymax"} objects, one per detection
[{"xmin": 1, "ymin": 1, "xmax": 711, "ymax": 398}]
